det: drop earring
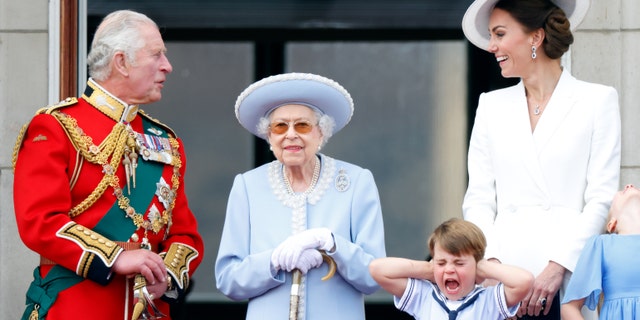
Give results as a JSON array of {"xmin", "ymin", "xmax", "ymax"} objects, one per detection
[{"xmin": 531, "ymin": 46, "xmax": 537, "ymax": 59}]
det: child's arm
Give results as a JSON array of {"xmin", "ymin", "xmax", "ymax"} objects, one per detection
[
  {"xmin": 560, "ymin": 299, "xmax": 586, "ymax": 320},
  {"xmin": 369, "ymin": 257, "xmax": 433, "ymax": 297},
  {"xmin": 476, "ymin": 259, "xmax": 534, "ymax": 307}
]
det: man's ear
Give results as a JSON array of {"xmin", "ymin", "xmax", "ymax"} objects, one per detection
[
  {"xmin": 606, "ymin": 217, "xmax": 617, "ymax": 234},
  {"xmin": 113, "ymin": 52, "xmax": 129, "ymax": 77}
]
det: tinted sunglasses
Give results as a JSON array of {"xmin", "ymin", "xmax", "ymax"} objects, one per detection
[{"xmin": 269, "ymin": 121, "xmax": 315, "ymax": 134}]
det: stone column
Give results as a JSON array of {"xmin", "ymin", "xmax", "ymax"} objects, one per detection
[
  {"xmin": 0, "ymin": 1, "xmax": 49, "ymax": 318},
  {"xmin": 573, "ymin": 0, "xmax": 639, "ymax": 186}
]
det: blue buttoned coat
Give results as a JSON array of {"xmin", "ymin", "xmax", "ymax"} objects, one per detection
[{"xmin": 215, "ymin": 154, "xmax": 386, "ymax": 319}]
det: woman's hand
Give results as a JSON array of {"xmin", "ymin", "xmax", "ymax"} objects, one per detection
[
  {"xmin": 519, "ymin": 261, "xmax": 565, "ymax": 317},
  {"xmin": 271, "ymin": 228, "xmax": 335, "ymax": 272}
]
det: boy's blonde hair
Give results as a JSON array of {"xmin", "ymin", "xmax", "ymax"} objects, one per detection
[{"xmin": 428, "ymin": 218, "xmax": 486, "ymax": 262}]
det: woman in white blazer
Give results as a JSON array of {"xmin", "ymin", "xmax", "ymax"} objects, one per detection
[{"xmin": 461, "ymin": 0, "xmax": 621, "ymax": 319}]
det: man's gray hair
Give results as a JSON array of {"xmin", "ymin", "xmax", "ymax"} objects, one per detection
[{"xmin": 87, "ymin": 10, "xmax": 158, "ymax": 81}]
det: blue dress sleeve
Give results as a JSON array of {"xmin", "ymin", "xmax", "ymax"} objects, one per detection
[{"xmin": 561, "ymin": 235, "xmax": 603, "ymax": 310}]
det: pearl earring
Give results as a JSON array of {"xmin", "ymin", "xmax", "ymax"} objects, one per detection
[{"xmin": 531, "ymin": 46, "xmax": 537, "ymax": 59}]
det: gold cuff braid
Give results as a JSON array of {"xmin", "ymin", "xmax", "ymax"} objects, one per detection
[
  {"xmin": 56, "ymin": 222, "xmax": 123, "ymax": 276},
  {"xmin": 163, "ymin": 243, "xmax": 199, "ymax": 290}
]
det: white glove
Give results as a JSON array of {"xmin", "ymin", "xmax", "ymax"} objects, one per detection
[
  {"xmin": 292, "ymin": 249, "xmax": 323, "ymax": 274},
  {"xmin": 271, "ymin": 228, "xmax": 334, "ymax": 272}
]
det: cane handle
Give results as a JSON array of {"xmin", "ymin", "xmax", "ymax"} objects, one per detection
[{"xmin": 320, "ymin": 251, "xmax": 336, "ymax": 281}]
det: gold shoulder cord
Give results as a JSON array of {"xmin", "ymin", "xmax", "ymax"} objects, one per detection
[
  {"xmin": 11, "ymin": 122, "xmax": 30, "ymax": 173},
  {"xmin": 56, "ymin": 110, "xmax": 182, "ymax": 233},
  {"xmin": 12, "ymin": 98, "xmax": 78, "ymax": 172},
  {"xmin": 11, "ymin": 100, "xmax": 128, "ymax": 217},
  {"xmin": 14, "ymin": 101, "xmax": 181, "ymax": 233},
  {"xmin": 53, "ymin": 111, "xmax": 130, "ymax": 217}
]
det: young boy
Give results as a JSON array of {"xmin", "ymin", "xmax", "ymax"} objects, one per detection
[{"xmin": 369, "ymin": 218, "xmax": 533, "ymax": 319}]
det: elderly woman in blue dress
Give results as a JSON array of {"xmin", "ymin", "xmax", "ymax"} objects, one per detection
[{"xmin": 215, "ymin": 72, "xmax": 386, "ymax": 319}]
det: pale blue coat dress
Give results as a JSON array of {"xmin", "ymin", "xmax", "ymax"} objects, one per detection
[
  {"xmin": 215, "ymin": 154, "xmax": 386, "ymax": 320},
  {"xmin": 562, "ymin": 234, "xmax": 640, "ymax": 320}
]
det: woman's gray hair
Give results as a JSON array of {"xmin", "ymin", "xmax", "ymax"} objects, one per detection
[
  {"xmin": 87, "ymin": 10, "xmax": 158, "ymax": 81},
  {"xmin": 257, "ymin": 108, "xmax": 336, "ymax": 148}
]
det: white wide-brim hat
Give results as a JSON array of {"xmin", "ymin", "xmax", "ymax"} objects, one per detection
[
  {"xmin": 235, "ymin": 72, "xmax": 354, "ymax": 139},
  {"xmin": 462, "ymin": 0, "xmax": 590, "ymax": 51}
]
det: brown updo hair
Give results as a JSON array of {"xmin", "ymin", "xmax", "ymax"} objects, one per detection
[{"xmin": 494, "ymin": 0, "xmax": 573, "ymax": 59}]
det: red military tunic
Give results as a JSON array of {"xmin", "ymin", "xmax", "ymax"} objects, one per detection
[{"xmin": 13, "ymin": 79, "xmax": 204, "ymax": 320}]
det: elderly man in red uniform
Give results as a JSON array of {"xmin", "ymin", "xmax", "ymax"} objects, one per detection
[{"xmin": 12, "ymin": 10, "xmax": 204, "ymax": 320}]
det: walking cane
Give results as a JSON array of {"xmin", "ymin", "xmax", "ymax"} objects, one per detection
[{"xmin": 289, "ymin": 251, "xmax": 337, "ymax": 320}]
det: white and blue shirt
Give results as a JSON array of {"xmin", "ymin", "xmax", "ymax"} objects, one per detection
[{"xmin": 395, "ymin": 278, "xmax": 518, "ymax": 319}]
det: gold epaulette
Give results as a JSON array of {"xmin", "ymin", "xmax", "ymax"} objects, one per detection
[
  {"xmin": 41, "ymin": 97, "xmax": 78, "ymax": 114},
  {"xmin": 138, "ymin": 109, "xmax": 177, "ymax": 138},
  {"xmin": 12, "ymin": 97, "xmax": 79, "ymax": 172}
]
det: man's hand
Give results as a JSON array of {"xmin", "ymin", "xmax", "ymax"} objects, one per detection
[
  {"xmin": 112, "ymin": 249, "xmax": 167, "ymax": 285},
  {"xmin": 145, "ymin": 276, "xmax": 169, "ymax": 299}
]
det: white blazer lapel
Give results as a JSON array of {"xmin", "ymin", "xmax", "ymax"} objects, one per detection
[
  {"xmin": 532, "ymin": 70, "xmax": 578, "ymax": 154},
  {"xmin": 504, "ymin": 82, "xmax": 551, "ymax": 198}
]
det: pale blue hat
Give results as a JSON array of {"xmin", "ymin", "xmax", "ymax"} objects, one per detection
[{"xmin": 235, "ymin": 73, "xmax": 354, "ymax": 139}]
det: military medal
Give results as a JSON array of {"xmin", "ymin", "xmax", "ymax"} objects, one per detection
[
  {"xmin": 156, "ymin": 177, "xmax": 175, "ymax": 210},
  {"xmin": 134, "ymin": 131, "xmax": 174, "ymax": 165}
]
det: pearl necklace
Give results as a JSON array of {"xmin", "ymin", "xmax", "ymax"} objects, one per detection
[{"xmin": 283, "ymin": 156, "xmax": 320, "ymax": 195}]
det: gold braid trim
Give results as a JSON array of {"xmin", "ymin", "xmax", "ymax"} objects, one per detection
[
  {"xmin": 14, "ymin": 97, "xmax": 181, "ymax": 235},
  {"xmin": 139, "ymin": 109, "xmax": 176, "ymax": 137},
  {"xmin": 11, "ymin": 121, "xmax": 30, "ymax": 173},
  {"xmin": 48, "ymin": 111, "xmax": 130, "ymax": 217},
  {"xmin": 12, "ymin": 98, "xmax": 78, "ymax": 172},
  {"xmin": 55, "ymin": 111, "xmax": 181, "ymax": 234},
  {"xmin": 69, "ymin": 151, "xmax": 84, "ymax": 190},
  {"xmin": 162, "ymin": 243, "xmax": 198, "ymax": 290},
  {"xmin": 54, "ymin": 111, "xmax": 125, "ymax": 164},
  {"xmin": 18, "ymin": 104, "xmax": 181, "ymax": 234},
  {"xmin": 57, "ymin": 222, "xmax": 123, "ymax": 269}
]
